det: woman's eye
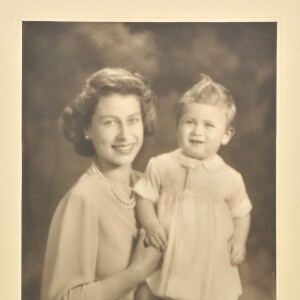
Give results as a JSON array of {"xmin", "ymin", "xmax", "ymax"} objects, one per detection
[
  {"xmin": 127, "ymin": 117, "xmax": 141, "ymax": 125},
  {"xmin": 103, "ymin": 119, "xmax": 118, "ymax": 127}
]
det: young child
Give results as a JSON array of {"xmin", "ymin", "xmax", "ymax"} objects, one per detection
[{"xmin": 134, "ymin": 74, "xmax": 252, "ymax": 300}]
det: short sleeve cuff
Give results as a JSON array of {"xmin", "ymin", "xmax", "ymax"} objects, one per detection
[
  {"xmin": 230, "ymin": 196, "xmax": 253, "ymax": 219},
  {"xmin": 134, "ymin": 177, "xmax": 160, "ymax": 204}
]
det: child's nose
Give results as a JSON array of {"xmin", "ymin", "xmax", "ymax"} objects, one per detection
[{"xmin": 193, "ymin": 123, "xmax": 203, "ymax": 135}]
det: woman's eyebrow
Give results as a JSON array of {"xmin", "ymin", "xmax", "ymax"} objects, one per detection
[
  {"xmin": 98, "ymin": 115, "xmax": 117, "ymax": 119},
  {"xmin": 98, "ymin": 112, "xmax": 142, "ymax": 119},
  {"xmin": 128, "ymin": 112, "xmax": 142, "ymax": 118}
]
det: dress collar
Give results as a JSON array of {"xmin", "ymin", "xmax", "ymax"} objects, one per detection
[{"xmin": 170, "ymin": 149, "xmax": 226, "ymax": 173}]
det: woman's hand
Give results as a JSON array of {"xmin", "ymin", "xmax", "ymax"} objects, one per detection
[
  {"xmin": 130, "ymin": 229, "xmax": 162, "ymax": 281},
  {"xmin": 145, "ymin": 222, "xmax": 168, "ymax": 251},
  {"xmin": 228, "ymin": 236, "xmax": 246, "ymax": 266}
]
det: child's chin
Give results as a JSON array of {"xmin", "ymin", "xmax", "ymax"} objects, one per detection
[{"xmin": 185, "ymin": 150, "xmax": 207, "ymax": 160}]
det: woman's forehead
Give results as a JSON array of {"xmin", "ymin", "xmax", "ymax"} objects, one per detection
[{"xmin": 94, "ymin": 93, "xmax": 141, "ymax": 117}]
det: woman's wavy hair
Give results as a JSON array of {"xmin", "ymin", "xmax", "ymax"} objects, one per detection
[
  {"xmin": 62, "ymin": 68, "xmax": 158, "ymax": 156},
  {"xmin": 176, "ymin": 73, "xmax": 236, "ymax": 128}
]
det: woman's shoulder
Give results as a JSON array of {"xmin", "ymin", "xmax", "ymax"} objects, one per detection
[
  {"xmin": 69, "ymin": 170, "xmax": 94, "ymax": 189},
  {"xmin": 61, "ymin": 170, "xmax": 101, "ymax": 205}
]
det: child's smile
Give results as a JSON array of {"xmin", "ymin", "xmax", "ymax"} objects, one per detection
[{"xmin": 189, "ymin": 137, "xmax": 205, "ymax": 144}]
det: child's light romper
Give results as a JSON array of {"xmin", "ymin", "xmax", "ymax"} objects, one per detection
[{"xmin": 134, "ymin": 149, "xmax": 252, "ymax": 300}]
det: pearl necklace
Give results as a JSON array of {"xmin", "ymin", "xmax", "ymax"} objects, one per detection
[{"xmin": 89, "ymin": 162, "xmax": 136, "ymax": 210}]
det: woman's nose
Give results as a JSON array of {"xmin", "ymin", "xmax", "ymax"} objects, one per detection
[{"xmin": 117, "ymin": 122, "xmax": 130, "ymax": 140}]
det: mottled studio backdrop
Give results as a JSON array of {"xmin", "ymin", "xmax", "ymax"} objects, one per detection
[{"xmin": 22, "ymin": 22, "xmax": 276, "ymax": 300}]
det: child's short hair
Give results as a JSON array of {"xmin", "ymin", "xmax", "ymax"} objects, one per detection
[{"xmin": 176, "ymin": 74, "xmax": 236, "ymax": 127}]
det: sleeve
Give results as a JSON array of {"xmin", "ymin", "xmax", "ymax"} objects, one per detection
[
  {"xmin": 133, "ymin": 157, "xmax": 163, "ymax": 204},
  {"xmin": 41, "ymin": 188, "xmax": 99, "ymax": 300},
  {"xmin": 227, "ymin": 173, "xmax": 253, "ymax": 219}
]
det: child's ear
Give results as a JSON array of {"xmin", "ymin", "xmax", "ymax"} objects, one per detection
[{"xmin": 222, "ymin": 126, "xmax": 235, "ymax": 145}]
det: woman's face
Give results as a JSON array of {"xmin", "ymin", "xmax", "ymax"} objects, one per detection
[{"xmin": 87, "ymin": 93, "xmax": 144, "ymax": 169}]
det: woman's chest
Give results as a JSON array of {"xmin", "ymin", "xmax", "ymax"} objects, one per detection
[{"xmin": 94, "ymin": 197, "xmax": 138, "ymax": 279}]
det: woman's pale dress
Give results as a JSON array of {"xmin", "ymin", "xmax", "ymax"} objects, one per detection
[{"xmin": 41, "ymin": 166, "xmax": 140, "ymax": 300}]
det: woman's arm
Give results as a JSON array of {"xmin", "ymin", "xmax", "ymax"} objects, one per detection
[
  {"xmin": 41, "ymin": 190, "xmax": 161, "ymax": 300},
  {"xmin": 70, "ymin": 229, "xmax": 161, "ymax": 300}
]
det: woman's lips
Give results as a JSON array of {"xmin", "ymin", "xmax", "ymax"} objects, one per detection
[{"xmin": 112, "ymin": 143, "xmax": 135, "ymax": 154}]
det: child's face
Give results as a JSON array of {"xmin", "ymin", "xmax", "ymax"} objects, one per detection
[{"xmin": 178, "ymin": 103, "xmax": 234, "ymax": 160}]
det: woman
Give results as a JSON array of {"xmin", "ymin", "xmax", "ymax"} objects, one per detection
[{"xmin": 41, "ymin": 68, "xmax": 161, "ymax": 300}]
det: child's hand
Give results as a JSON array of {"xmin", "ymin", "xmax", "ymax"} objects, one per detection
[
  {"xmin": 145, "ymin": 222, "xmax": 168, "ymax": 251},
  {"xmin": 228, "ymin": 236, "xmax": 246, "ymax": 266}
]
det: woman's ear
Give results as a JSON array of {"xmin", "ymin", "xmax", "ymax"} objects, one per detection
[
  {"xmin": 222, "ymin": 126, "xmax": 235, "ymax": 145},
  {"xmin": 83, "ymin": 128, "xmax": 92, "ymax": 140}
]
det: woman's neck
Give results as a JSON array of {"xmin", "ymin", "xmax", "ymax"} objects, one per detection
[{"xmin": 94, "ymin": 157, "xmax": 132, "ymax": 186}]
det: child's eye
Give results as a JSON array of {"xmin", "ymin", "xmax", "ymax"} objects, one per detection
[
  {"xmin": 205, "ymin": 123, "xmax": 215, "ymax": 128},
  {"xmin": 183, "ymin": 119, "xmax": 194, "ymax": 125}
]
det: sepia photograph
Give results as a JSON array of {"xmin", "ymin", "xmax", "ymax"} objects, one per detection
[{"xmin": 22, "ymin": 22, "xmax": 276, "ymax": 300}]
